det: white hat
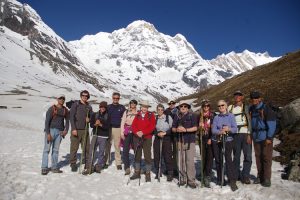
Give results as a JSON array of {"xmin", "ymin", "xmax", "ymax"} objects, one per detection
[
  {"xmin": 178, "ymin": 100, "xmax": 191, "ymax": 109},
  {"xmin": 139, "ymin": 100, "xmax": 151, "ymax": 107}
]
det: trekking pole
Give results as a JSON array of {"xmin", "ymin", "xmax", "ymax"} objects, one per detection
[
  {"xmin": 158, "ymin": 137, "xmax": 163, "ymax": 182},
  {"xmin": 200, "ymin": 129, "xmax": 204, "ymax": 188},
  {"xmin": 177, "ymin": 133, "xmax": 181, "ymax": 187},
  {"xmin": 138, "ymin": 136, "xmax": 144, "ymax": 186},
  {"xmin": 79, "ymin": 109, "xmax": 89, "ymax": 174},
  {"xmin": 221, "ymin": 133, "xmax": 227, "ymax": 188},
  {"xmin": 89, "ymin": 126, "xmax": 98, "ymax": 174}
]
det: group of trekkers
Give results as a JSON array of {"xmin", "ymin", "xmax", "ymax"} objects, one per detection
[{"xmin": 41, "ymin": 89, "xmax": 277, "ymax": 191}]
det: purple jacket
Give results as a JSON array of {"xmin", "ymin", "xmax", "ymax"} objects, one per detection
[{"xmin": 212, "ymin": 112, "xmax": 237, "ymax": 142}]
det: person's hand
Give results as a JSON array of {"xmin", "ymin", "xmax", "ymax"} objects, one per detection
[
  {"xmin": 222, "ymin": 125, "xmax": 230, "ymax": 133},
  {"xmin": 265, "ymin": 139, "xmax": 272, "ymax": 146},
  {"xmin": 86, "ymin": 117, "xmax": 90, "ymax": 123},
  {"xmin": 207, "ymin": 139, "xmax": 211, "ymax": 145},
  {"xmin": 158, "ymin": 131, "xmax": 166, "ymax": 138},
  {"xmin": 137, "ymin": 131, "xmax": 143, "ymax": 138},
  {"xmin": 121, "ymin": 134, "xmax": 125, "ymax": 140},
  {"xmin": 177, "ymin": 126, "xmax": 186, "ymax": 133},
  {"xmin": 247, "ymin": 135, "xmax": 252, "ymax": 144},
  {"xmin": 95, "ymin": 119, "xmax": 100, "ymax": 126},
  {"xmin": 47, "ymin": 134, "xmax": 52, "ymax": 142},
  {"xmin": 72, "ymin": 130, "xmax": 78, "ymax": 137},
  {"xmin": 61, "ymin": 130, "xmax": 68, "ymax": 138},
  {"xmin": 199, "ymin": 122, "xmax": 204, "ymax": 129}
]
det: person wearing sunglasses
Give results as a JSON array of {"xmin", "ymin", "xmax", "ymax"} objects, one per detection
[
  {"xmin": 228, "ymin": 91, "xmax": 252, "ymax": 184},
  {"xmin": 249, "ymin": 91, "xmax": 276, "ymax": 187},
  {"xmin": 212, "ymin": 100, "xmax": 238, "ymax": 191},
  {"xmin": 153, "ymin": 104, "xmax": 174, "ymax": 182},
  {"xmin": 120, "ymin": 99, "xmax": 138, "ymax": 175},
  {"xmin": 42, "ymin": 94, "xmax": 69, "ymax": 175},
  {"xmin": 172, "ymin": 100, "xmax": 198, "ymax": 188},
  {"xmin": 69, "ymin": 90, "xmax": 93, "ymax": 173},
  {"xmin": 105, "ymin": 92, "xmax": 126, "ymax": 170},
  {"xmin": 198, "ymin": 99, "xmax": 214, "ymax": 188}
]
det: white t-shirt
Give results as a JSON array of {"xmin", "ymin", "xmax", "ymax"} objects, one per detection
[{"xmin": 228, "ymin": 105, "xmax": 249, "ymax": 134}]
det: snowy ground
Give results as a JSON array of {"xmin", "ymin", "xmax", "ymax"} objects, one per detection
[{"xmin": 0, "ymin": 94, "xmax": 300, "ymax": 200}]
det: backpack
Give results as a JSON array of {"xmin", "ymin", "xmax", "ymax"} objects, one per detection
[
  {"xmin": 52, "ymin": 105, "xmax": 68, "ymax": 119},
  {"xmin": 155, "ymin": 114, "xmax": 170, "ymax": 124},
  {"xmin": 228, "ymin": 103, "xmax": 249, "ymax": 126},
  {"xmin": 249, "ymin": 102, "xmax": 280, "ymax": 134}
]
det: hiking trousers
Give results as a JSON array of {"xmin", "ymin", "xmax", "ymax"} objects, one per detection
[
  {"xmin": 70, "ymin": 129, "xmax": 90, "ymax": 167},
  {"xmin": 153, "ymin": 136, "xmax": 173, "ymax": 173},
  {"xmin": 178, "ymin": 142, "xmax": 196, "ymax": 184},
  {"xmin": 123, "ymin": 132, "xmax": 133, "ymax": 170},
  {"xmin": 254, "ymin": 141, "xmax": 273, "ymax": 181},
  {"xmin": 133, "ymin": 136, "xmax": 152, "ymax": 172},
  {"xmin": 233, "ymin": 133, "xmax": 252, "ymax": 179},
  {"xmin": 105, "ymin": 128, "xmax": 122, "ymax": 166}
]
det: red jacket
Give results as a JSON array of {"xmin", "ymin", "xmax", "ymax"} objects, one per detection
[{"xmin": 132, "ymin": 111, "xmax": 156, "ymax": 139}]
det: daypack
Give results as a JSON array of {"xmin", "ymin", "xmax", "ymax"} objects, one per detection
[
  {"xmin": 228, "ymin": 103, "xmax": 249, "ymax": 127},
  {"xmin": 155, "ymin": 113, "xmax": 170, "ymax": 124},
  {"xmin": 51, "ymin": 105, "xmax": 68, "ymax": 120},
  {"xmin": 249, "ymin": 102, "xmax": 280, "ymax": 133}
]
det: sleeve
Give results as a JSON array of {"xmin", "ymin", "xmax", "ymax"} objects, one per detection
[
  {"xmin": 64, "ymin": 109, "xmax": 70, "ymax": 132},
  {"xmin": 88, "ymin": 105, "xmax": 93, "ymax": 119},
  {"xmin": 265, "ymin": 106, "xmax": 277, "ymax": 139},
  {"xmin": 44, "ymin": 107, "xmax": 53, "ymax": 134},
  {"xmin": 245, "ymin": 105, "xmax": 252, "ymax": 134},
  {"xmin": 90, "ymin": 112, "xmax": 96, "ymax": 129},
  {"xmin": 168, "ymin": 116, "xmax": 173, "ymax": 130},
  {"xmin": 212, "ymin": 115, "xmax": 221, "ymax": 135},
  {"xmin": 101, "ymin": 114, "xmax": 110, "ymax": 131},
  {"xmin": 143, "ymin": 113, "xmax": 156, "ymax": 136},
  {"xmin": 120, "ymin": 111, "xmax": 127, "ymax": 137},
  {"xmin": 131, "ymin": 116, "xmax": 139, "ymax": 136},
  {"xmin": 229, "ymin": 114, "xmax": 238, "ymax": 134},
  {"xmin": 172, "ymin": 115, "xmax": 178, "ymax": 128},
  {"xmin": 70, "ymin": 102, "xmax": 77, "ymax": 131}
]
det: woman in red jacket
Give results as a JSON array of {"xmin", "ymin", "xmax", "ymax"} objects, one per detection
[{"xmin": 130, "ymin": 100, "xmax": 156, "ymax": 182}]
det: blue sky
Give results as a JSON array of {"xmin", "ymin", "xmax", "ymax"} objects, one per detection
[{"xmin": 19, "ymin": 0, "xmax": 300, "ymax": 59}]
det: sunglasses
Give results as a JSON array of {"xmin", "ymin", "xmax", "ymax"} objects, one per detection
[
  {"xmin": 58, "ymin": 97, "xmax": 65, "ymax": 100},
  {"xmin": 81, "ymin": 94, "xmax": 89, "ymax": 98},
  {"xmin": 179, "ymin": 105, "xmax": 188, "ymax": 108},
  {"xmin": 218, "ymin": 104, "xmax": 225, "ymax": 107}
]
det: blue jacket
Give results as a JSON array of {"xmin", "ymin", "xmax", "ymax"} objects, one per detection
[
  {"xmin": 212, "ymin": 112, "xmax": 237, "ymax": 142},
  {"xmin": 107, "ymin": 104, "xmax": 126, "ymax": 128},
  {"xmin": 249, "ymin": 102, "xmax": 276, "ymax": 142}
]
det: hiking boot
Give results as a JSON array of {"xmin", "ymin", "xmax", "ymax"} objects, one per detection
[
  {"xmin": 117, "ymin": 165, "xmax": 122, "ymax": 170},
  {"xmin": 204, "ymin": 176, "xmax": 211, "ymax": 188},
  {"xmin": 125, "ymin": 168, "xmax": 131, "ymax": 175},
  {"xmin": 145, "ymin": 171, "xmax": 151, "ymax": 182},
  {"xmin": 253, "ymin": 177, "xmax": 262, "ymax": 184},
  {"xmin": 51, "ymin": 168, "xmax": 63, "ymax": 173},
  {"xmin": 130, "ymin": 170, "xmax": 141, "ymax": 180},
  {"xmin": 82, "ymin": 169, "xmax": 90, "ymax": 176},
  {"xmin": 71, "ymin": 164, "xmax": 78, "ymax": 172},
  {"xmin": 230, "ymin": 181, "xmax": 238, "ymax": 192},
  {"xmin": 261, "ymin": 179, "xmax": 271, "ymax": 187},
  {"xmin": 242, "ymin": 177, "xmax": 251, "ymax": 184},
  {"xmin": 167, "ymin": 171, "xmax": 173, "ymax": 182},
  {"xmin": 178, "ymin": 180, "xmax": 186, "ymax": 186},
  {"xmin": 217, "ymin": 180, "xmax": 227, "ymax": 186},
  {"xmin": 103, "ymin": 164, "xmax": 109, "ymax": 169},
  {"xmin": 41, "ymin": 168, "xmax": 49, "ymax": 175},
  {"xmin": 94, "ymin": 164, "xmax": 101, "ymax": 173},
  {"xmin": 188, "ymin": 182, "xmax": 197, "ymax": 189}
]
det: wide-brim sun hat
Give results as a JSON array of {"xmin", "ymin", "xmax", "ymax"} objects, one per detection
[
  {"xmin": 139, "ymin": 100, "xmax": 151, "ymax": 107},
  {"xmin": 178, "ymin": 100, "xmax": 191, "ymax": 109}
]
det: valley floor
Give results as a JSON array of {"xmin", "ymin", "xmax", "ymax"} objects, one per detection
[{"xmin": 0, "ymin": 94, "xmax": 299, "ymax": 200}]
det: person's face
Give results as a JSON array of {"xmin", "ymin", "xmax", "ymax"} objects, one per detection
[
  {"xmin": 157, "ymin": 107, "xmax": 164, "ymax": 116},
  {"xmin": 81, "ymin": 93, "xmax": 89, "ymax": 102},
  {"xmin": 234, "ymin": 95, "xmax": 244, "ymax": 103},
  {"xmin": 179, "ymin": 104, "xmax": 189, "ymax": 113},
  {"xmin": 217, "ymin": 103, "xmax": 227, "ymax": 113},
  {"xmin": 169, "ymin": 102, "xmax": 175, "ymax": 109},
  {"xmin": 203, "ymin": 104, "xmax": 210, "ymax": 112},
  {"xmin": 130, "ymin": 102, "xmax": 137, "ymax": 109},
  {"xmin": 251, "ymin": 98, "xmax": 261, "ymax": 106},
  {"xmin": 99, "ymin": 106, "xmax": 106, "ymax": 113},
  {"xmin": 141, "ymin": 106, "xmax": 148, "ymax": 113},
  {"xmin": 112, "ymin": 95, "xmax": 120, "ymax": 104},
  {"xmin": 57, "ymin": 97, "xmax": 65, "ymax": 105}
]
